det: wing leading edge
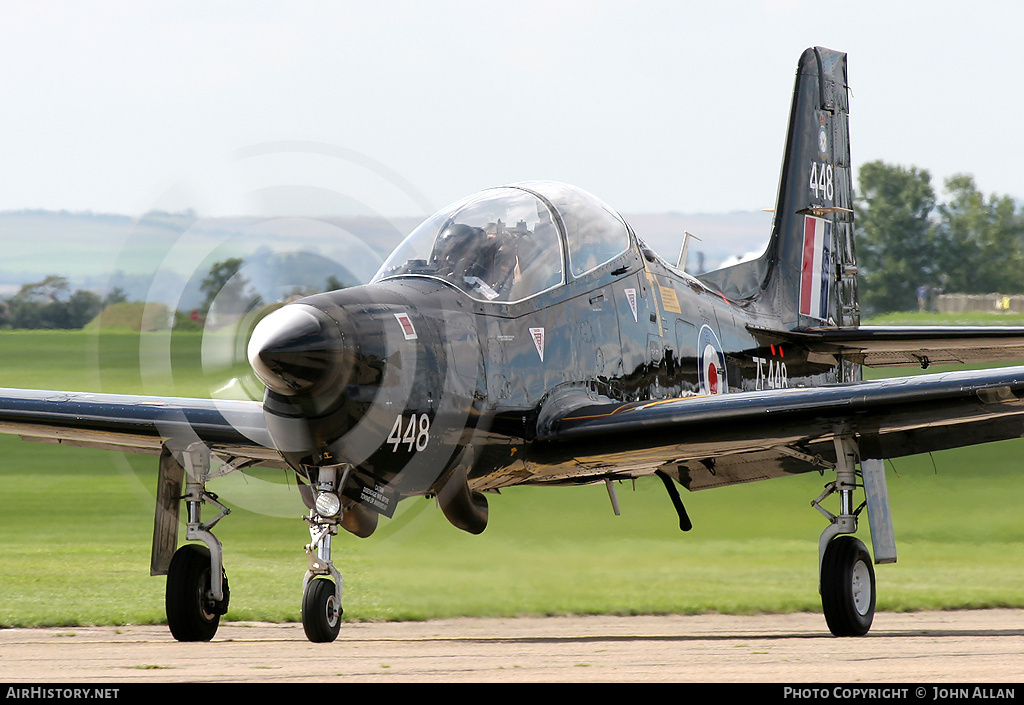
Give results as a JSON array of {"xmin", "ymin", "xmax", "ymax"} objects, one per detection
[
  {"xmin": 531, "ymin": 365, "xmax": 1024, "ymax": 490},
  {"xmin": 0, "ymin": 388, "xmax": 282, "ymax": 467}
]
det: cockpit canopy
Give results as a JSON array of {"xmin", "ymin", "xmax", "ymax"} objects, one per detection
[{"xmin": 372, "ymin": 182, "xmax": 632, "ymax": 303}]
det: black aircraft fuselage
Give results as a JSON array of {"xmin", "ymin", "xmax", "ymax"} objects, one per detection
[
  {"xmin": 249, "ymin": 186, "xmax": 852, "ymax": 533},
  {"xmin": 248, "ymin": 46, "xmax": 860, "ymax": 530}
]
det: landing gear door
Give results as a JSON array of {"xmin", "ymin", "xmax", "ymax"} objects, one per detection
[{"xmin": 613, "ymin": 273, "xmax": 656, "ymax": 395}]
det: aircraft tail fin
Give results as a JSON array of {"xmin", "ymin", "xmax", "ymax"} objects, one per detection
[{"xmin": 698, "ymin": 47, "xmax": 857, "ymax": 330}]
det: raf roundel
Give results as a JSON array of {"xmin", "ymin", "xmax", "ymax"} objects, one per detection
[{"xmin": 697, "ymin": 324, "xmax": 727, "ymax": 396}]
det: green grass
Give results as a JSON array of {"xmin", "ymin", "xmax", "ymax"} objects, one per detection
[
  {"xmin": 0, "ymin": 327, "xmax": 1022, "ymax": 628},
  {"xmin": 866, "ymin": 311, "xmax": 1024, "ymax": 326}
]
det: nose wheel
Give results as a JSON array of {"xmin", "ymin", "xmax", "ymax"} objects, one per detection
[{"xmin": 302, "ymin": 578, "xmax": 342, "ymax": 642}]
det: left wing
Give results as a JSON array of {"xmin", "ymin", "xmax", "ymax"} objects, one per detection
[
  {"xmin": 532, "ymin": 365, "xmax": 1024, "ymax": 490},
  {"xmin": 0, "ymin": 388, "xmax": 282, "ymax": 467}
]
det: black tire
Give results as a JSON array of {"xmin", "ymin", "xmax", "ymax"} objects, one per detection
[
  {"xmin": 821, "ymin": 535, "xmax": 875, "ymax": 637},
  {"xmin": 302, "ymin": 578, "xmax": 342, "ymax": 643},
  {"xmin": 165, "ymin": 544, "xmax": 229, "ymax": 642}
]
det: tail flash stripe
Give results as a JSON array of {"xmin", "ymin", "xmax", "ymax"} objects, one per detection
[
  {"xmin": 800, "ymin": 216, "xmax": 831, "ymax": 319},
  {"xmin": 799, "ymin": 217, "xmax": 816, "ymax": 315}
]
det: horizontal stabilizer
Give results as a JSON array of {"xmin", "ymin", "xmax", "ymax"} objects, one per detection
[{"xmin": 750, "ymin": 325, "xmax": 1024, "ymax": 368}]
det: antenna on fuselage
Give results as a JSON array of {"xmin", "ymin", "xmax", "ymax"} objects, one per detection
[{"xmin": 677, "ymin": 231, "xmax": 702, "ymax": 272}]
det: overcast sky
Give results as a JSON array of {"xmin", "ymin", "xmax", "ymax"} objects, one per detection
[{"xmin": 3, "ymin": 0, "xmax": 1022, "ymax": 220}]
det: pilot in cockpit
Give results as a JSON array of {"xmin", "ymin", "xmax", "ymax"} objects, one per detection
[
  {"xmin": 482, "ymin": 220, "xmax": 522, "ymax": 299},
  {"xmin": 429, "ymin": 221, "xmax": 517, "ymax": 301},
  {"xmin": 427, "ymin": 205, "xmax": 562, "ymax": 302},
  {"xmin": 431, "ymin": 223, "xmax": 483, "ymax": 279}
]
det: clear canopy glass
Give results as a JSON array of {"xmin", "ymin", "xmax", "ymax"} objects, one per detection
[{"xmin": 372, "ymin": 182, "xmax": 631, "ymax": 303}]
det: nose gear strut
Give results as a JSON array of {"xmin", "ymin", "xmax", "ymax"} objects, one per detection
[{"xmin": 300, "ymin": 463, "xmax": 349, "ymax": 642}]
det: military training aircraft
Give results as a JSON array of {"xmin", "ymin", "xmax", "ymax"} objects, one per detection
[{"xmin": 4, "ymin": 46, "xmax": 1024, "ymax": 643}]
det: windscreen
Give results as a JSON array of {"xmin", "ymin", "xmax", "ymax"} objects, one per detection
[{"xmin": 372, "ymin": 187, "xmax": 564, "ymax": 303}]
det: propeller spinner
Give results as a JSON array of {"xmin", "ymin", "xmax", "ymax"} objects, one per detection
[{"xmin": 247, "ymin": 303, "xmax": 348, "ymax": 396}]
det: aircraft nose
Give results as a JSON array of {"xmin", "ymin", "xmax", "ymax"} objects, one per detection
[{"xmin": 247, "ymin": 303, "xmax": 347, "ymax": 395}]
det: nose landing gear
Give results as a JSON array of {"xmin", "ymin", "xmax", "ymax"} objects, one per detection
[{"xmin": 300, "ymin": 463, "xmax": 347, "ymax": 643}]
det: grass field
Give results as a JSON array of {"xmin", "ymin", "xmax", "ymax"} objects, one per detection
[
  {"xmin": 865, "ymin": 311, "xmax": 1024, "ymax": 326},
  {"xmin": 0, "ymin": 326, "xmax": 1023, "ymax": 628}
]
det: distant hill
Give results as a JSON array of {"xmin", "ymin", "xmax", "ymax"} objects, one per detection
[
  {"xmin": 0, "ymin": 209, "xmax": 771, "ymax": 307},
  {"xmin": 0, "ymin": 209, "xmax": 419, "ymax": 308},
  {"xmin": 85, "ymin": 301, "xmax": 173, "ymax": 331}
]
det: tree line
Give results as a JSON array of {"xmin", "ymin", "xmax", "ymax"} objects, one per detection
[
  {"xmin": 1, "ymin": 258, "xmax": 348, "ymax": 330},
  {"xmin": 855, "ymin": 160, "xmax": 1024, "ymax": 314},
  {"xmin": 0, "ymin": 275, "xmax": 109, "ymax": 329}
]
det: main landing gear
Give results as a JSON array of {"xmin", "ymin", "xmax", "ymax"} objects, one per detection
[
  {"xmin": 810, "ymin": 430, "xmax": 895, "ymax": 636},
  {"xmin": 158, "ymin": 446, "xmax": 232, "ymax": 642}
]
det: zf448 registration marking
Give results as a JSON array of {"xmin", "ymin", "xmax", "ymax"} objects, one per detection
[{"xmin": 753, "ymin": 356, "xmax": 788, "ymax": 390}]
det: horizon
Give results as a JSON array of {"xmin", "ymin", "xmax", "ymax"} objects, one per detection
[{"xmin": 0, "ymin": 208, "xmax": 777, "ymax": 305}]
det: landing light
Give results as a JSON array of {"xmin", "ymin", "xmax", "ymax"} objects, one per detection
[{"xmin": 314, "ymin": 491, "xmax": 342, "ymax": 518}]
